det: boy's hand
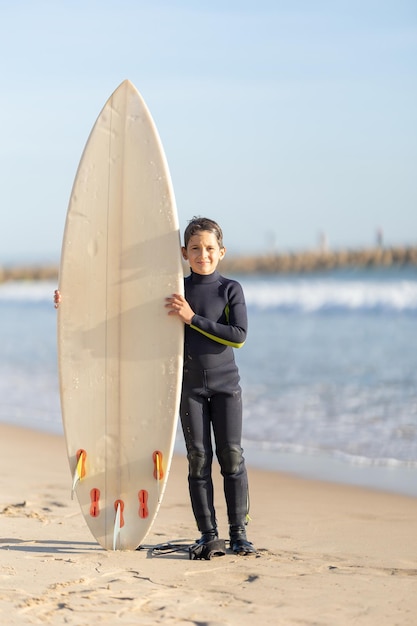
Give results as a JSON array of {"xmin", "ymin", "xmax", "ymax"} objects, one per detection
[
  {"xmin": 165, "ymin": 294, "xmax": 194, "ymax": 325},
  {"xmin": 54, "ymin": 289, "xmax": 62, "ymax": 309}
]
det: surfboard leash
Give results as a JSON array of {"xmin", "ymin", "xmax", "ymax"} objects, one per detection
[{"xmin": 137, "ymin": 538, "xmax": 227, "ymax": 560}]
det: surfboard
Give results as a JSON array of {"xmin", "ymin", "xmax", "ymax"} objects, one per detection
[{"xmin": 57, "ymin": 80, "xmax": 184, "ymax": 550}]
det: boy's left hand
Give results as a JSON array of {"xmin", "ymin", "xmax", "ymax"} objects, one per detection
[{"xmin": 54, "ymin": 289, "xmax": 62, "ymax": 309}]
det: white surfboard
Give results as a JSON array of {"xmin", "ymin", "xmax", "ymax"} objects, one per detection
[{"xmin": 57, "ymin": 80, "xmax": 184, "ymax": 550}]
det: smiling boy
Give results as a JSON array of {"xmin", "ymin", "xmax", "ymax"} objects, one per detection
[{"xmin": 166, "ymin": 217, "xmax": 256, "ymax": 556}]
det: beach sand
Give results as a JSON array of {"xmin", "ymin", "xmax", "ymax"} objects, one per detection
[{"xmin": 1, "ymin": 423, "xmax": 416, "ymax": 625}]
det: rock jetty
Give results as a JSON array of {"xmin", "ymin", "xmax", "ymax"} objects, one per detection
[
  {"xmin": 0, "ymin": 264, "xmax": 59, "ymax": 283},
  {"xmin": 1, "ymin": 246, "xmax": 416, "ymax": 283},
  {"xmin": 222, "ymin": 245, "xmax": 417, "ymax": 274}
]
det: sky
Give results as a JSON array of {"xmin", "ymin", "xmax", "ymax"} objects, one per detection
[{"xmin": 0, "ymin": 0, "xmax": 416, "ymax": 262}]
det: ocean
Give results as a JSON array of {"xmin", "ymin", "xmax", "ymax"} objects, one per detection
[{"xmin": 1, "ymin": 266, "xmax": 416, "ymax": 497}]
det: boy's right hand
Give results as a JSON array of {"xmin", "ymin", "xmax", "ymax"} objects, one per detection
[{"xmin": 165, "ymin": 294, "xmax": 194, "ymax": 325}]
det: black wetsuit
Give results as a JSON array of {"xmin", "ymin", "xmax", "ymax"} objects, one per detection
[{"xmin": 180, "ymin": 270, "xmax": 249, "ymax": 534}]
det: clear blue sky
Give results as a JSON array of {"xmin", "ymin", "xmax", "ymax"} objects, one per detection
[{"xmin": 0, "ymin": 0, "xmax": 416, "ymax": 261}]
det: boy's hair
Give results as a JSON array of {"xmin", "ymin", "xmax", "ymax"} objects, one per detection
[{"xmin": 183, "ymin": 217, "xmax": 224, "ymax": 249}]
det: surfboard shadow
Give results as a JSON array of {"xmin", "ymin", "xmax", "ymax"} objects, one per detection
[
  {"xmin": 77, "ymin": 299, "xmax": 183, "ymax": 363},
  {"xmin": 0, "ymin": 539, "xmax": 102, "ymax": 554},
  {"xmin": 118, "ymin": 231, "xmax": 183, "ymax": 285}
]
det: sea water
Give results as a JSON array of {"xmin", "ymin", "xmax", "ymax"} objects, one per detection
[{"xmin": 1, "ymin": 267, "xmax": 416, "ymax": 496}]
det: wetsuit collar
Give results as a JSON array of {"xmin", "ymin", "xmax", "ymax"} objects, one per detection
[{"xmin": 189, "ymin": 270, "xmax": 220, "ymax": 284}]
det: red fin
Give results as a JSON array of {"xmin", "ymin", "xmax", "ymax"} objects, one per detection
[
  {"xmin": 90, "ymin": 488, "xmax": 100, "ymax": 517},
  {"xmin": 138, "ymin": 490, "xmax": 149, "ymax": 518}
]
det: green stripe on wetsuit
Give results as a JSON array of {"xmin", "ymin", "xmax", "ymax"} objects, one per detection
[{"xmin": 189, "ymin": 323, "xmax": 245, "ymax": 349}]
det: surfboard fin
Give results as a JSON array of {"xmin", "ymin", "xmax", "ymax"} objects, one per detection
[
  {"xmin": 71, "ymin": 449, "xmax": 87, "ymax": 499},
  {"xmin": 153, "ymin": 450, "xmax": 164, "ymax": 480},
  {"xmin": 113, "ymin": 500, "xmax": 125, "ymax": 550},
  {"xmin": 138, "ymin": 490, "xmax": 149, "ymax": 518},
  {"xmin": 90, "ymin": 488, "xmax": 100, "ymax": 517}
]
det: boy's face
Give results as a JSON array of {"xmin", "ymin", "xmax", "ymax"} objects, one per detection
[{"xmin": 182, "ymin": 230, "xmax": 225, "ymax": 275}]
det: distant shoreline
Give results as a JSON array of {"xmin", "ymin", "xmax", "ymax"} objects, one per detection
[{"xmin": 1, "ymin": 245, "xmax": 417, "ymax": 282}]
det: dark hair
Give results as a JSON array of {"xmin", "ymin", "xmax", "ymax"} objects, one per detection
[{"xmin": 183, "ymin": 217, "xmax": 224, "ymax": 248}]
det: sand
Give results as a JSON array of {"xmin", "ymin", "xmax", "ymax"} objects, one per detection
[{"xmin": 0, "ymin": 423, "xmax": 416, "ymax": 625}]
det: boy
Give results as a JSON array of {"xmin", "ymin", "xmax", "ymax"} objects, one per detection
[{"xmin": 166, "ymin": 217, "xmax": 256, "ymax": 556}]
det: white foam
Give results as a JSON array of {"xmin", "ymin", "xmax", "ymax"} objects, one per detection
[
  {"xmin": 0, "ymin": 280, "xmax": 56, "ymax": 303},
  {"xmin": 2, "ymin": 277, "xmax": 417, "ymax": 313},
  {"xmin": 241, "ymin": 278, "xmax": 417, "ymax": 313}
]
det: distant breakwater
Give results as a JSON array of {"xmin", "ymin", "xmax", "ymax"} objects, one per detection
[
  {"xmin": 222, "ymin": 245, "xmax": 417, "ymax": 274},
  {"xmin": 1, "ymin": 245, "xmax": 417, "ymax": 283},
  {"xmin": 0, "ymin": 264, "xmax": 59, "ymax": 283}
]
